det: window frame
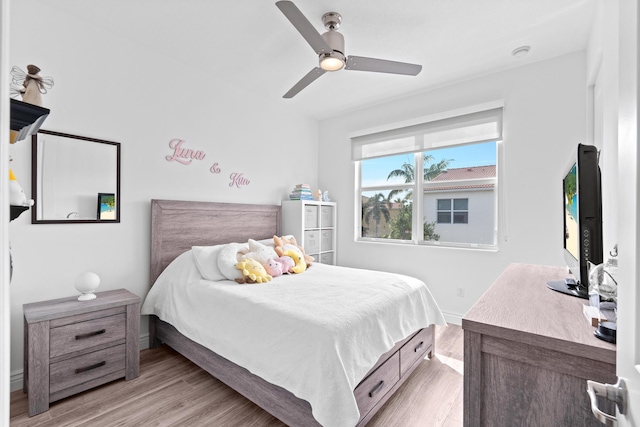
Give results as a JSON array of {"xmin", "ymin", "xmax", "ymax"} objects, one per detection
[
  {"xmin": 354, "ymin": 104, "xmax": 504, "ymax": 250},
  {"xmin": 356, "ymin": 143, "xmax": 502, "ymax": 250},
  {"xmin": 437, "ymin": 198, "xmax": 469, "ymax": 224}
]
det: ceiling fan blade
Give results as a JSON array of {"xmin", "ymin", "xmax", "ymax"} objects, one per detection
[
  {"xmin": 283, "ymin": 67, "xmax": 326, "ymax": 98},
  {"xmin": 276, "ymin": 1, "xmax": 331, "ymax": 55},
  {"xmin": 346, "ymin": 56, "xmax": 422, "ymax": 76}
]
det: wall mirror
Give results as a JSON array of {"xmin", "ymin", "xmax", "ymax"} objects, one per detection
[{"xmin": 31, "ymin": 130, "xmax": 121, "ymax": 224}]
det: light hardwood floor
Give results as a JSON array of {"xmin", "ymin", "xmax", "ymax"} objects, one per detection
[{"xmin": 10, "ymin": 325, "xmax": 463, "ymax": 427}]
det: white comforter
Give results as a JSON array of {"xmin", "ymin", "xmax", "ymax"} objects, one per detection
[{"xmin": 142, "ymin": 253, "xmax": 446, "ymax": 427}]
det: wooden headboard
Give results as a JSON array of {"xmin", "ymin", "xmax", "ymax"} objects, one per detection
[{"xmin": 150, "ymin": 199, "xmax": 281, "ymax": 285}]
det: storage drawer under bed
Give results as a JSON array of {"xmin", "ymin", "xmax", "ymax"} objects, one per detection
[
  {"xmin": 400, "ymin": 326, "xmax": 433, "ymax": 376},
  {"xmin": 354, "ymin": 351, "xmax": 400, "ymax": 419}
]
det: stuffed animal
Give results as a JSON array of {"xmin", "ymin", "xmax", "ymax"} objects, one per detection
[
  {"xmin": 273, "ymin": 235, "xmax": 314, "ymax": 267},
  {"xmin": 242, "ymin": 239, "xmax": 278, "ymax": 264},
  {"xmin": 9, "ymin": 169, "xmax": 30, "ymax": 206},
  {"xmin": 275, "ymin": 255, "xmax": 295, "ymax": 274},
  {"xmin": 263, "ymin": 258, "xmax": 284, "ymax": 277},
  {"xmin": 284, "ymin": 249, "xmax": 306, "ymax": 274},
  {"xmin": 235, "ymin": 258, "xmax": 272, "ymax": 284}
]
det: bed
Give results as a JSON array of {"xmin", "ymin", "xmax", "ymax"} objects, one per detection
[{"xmin": 143, "ymin": 199, "xmax": 446, "ymax": 427}]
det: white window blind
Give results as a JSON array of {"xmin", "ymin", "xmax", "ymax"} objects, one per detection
[{"xmin": 351, "ymin": 107, "xmax": 503, "ymax": 161}]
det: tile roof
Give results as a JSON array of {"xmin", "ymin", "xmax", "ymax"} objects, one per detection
[
  {"xmin": 424, "ymin": 183, "xmax": 494, "ymax": 192},
  {"xmin": 430, "ymin": 165, "xmax": 496, "ymax": 181}
]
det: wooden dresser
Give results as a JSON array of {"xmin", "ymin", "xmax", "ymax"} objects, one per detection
[
  {"xmin": 462, "ymin": 263, "xmax": 616, "ymax": 427},
  {"xmin": 23, "ymin": 289, "xmax": 140, "ymax": 416}
]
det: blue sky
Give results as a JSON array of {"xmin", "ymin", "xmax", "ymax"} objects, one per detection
[{"xmin": 362, "ymin": 141, "xmax": 497, "ymax": 187}]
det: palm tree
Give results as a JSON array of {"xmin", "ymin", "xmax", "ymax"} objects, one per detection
[
  {"xmin": 385, "ymin": 154, "xmax": 451, "ymax": 240},
  {"xmin": 363, "ymin": 193, "xmax": 391, "ymax": 237},
  {"xmin": 386, "ymin": 154, "xmax": 452, "ymax": 200}
]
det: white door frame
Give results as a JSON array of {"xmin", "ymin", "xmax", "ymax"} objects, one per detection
[
  {"xmin": 0, "ymin": 0, "xmax": 11, "ymax": 424},
  {"xmin": 614, "ymin": 0, "xmax": 640, "ymax": 425}
]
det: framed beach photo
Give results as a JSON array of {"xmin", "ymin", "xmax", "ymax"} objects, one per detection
[{"xmin": 97, "ymin": 193, "xmax": 117, "ymax": 221}]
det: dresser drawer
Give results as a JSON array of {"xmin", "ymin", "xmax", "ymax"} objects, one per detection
[
  {"xmin": 354, "ymin": 351, "xmax": 399, "ymax": 418},
  {"xmin": 50, "ymin": 313, "xmax": 126, "ymax": 358},
  {"xmin": 400, "ymin": 327, "xmax": 432, "ymax": 376},
  {"xmin": 50, "ymin": 343, "xmax": 126, "ymax": 395}
]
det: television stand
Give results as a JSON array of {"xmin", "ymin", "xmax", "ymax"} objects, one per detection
[
  {"xmin": 546, "ymin": 279, "xmax": 589, "ymax": 299},
  {"xmin": 463, "ymin": 263, "xmax": 616, "ymax": 426}
]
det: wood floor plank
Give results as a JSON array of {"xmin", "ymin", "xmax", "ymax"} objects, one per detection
[{"xmin": 10, "ymin": 325, "xmax": 463, "ymax": 427}]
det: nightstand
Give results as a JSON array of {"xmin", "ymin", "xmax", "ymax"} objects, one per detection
[{"xmin": 23, "ymin": 288, "xmax": 140, "ymax": 416}]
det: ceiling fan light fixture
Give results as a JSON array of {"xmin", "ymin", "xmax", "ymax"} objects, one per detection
[{"xmin": 320, "ymin": 51, "xmax": 345, "ymax": 71}]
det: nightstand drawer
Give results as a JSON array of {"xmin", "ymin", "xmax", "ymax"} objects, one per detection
[
  {"xmin": 400, "ymin": 327, "xmax": 432, "ymax": 376},
  {"xmin": 50, "ymin": 344, "xmax": 126, "ymax": 395},
  {"xmin": 354, "ymin": 351, "xmax": 399, "ymax": 418},
  {"xmin": 50, "ymin": 313, "xmax": 126, "ymax": 358}
]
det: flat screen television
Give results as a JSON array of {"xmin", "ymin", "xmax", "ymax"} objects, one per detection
[{"xmin": 547, "ymin": 143, "xmax": 603, "ymax": 299}]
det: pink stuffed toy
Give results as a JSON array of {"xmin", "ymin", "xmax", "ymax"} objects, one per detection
[
  {"xmin": 263, "ymin": 259, "xmax": 284, "ymax": 277},
  {"xmin": 275, "ymin": 256, "xmax": 295, "ymax": 274}
]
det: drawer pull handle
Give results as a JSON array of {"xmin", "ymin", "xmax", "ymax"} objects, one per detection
[
  {"xmin": 368, "ymin": 380, "xmax": 385, "ymax": 398},
  {"xmin": 75, "ymin": 361, "xmax": 106, "ymax": 374},
  {"xmin": 75, "ymin": 329, "xmax": 106, "ymax": 340},
  {"xmin": 414, "ymin": 341, "xmax": 424, "ymax": 353}
]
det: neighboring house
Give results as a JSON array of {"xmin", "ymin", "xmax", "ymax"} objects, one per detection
[{"xmin": 424, "ymin": 166, "xmax": 496, "ymax": 245}]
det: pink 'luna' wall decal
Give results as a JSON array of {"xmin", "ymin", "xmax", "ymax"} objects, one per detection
[
  {"xmin": 164, "ymin": 139, "xmax": 250, "ymax": 188},
  {"xmin": 165, "ymin": 139, "xmax": 206, "ymax": 165}
]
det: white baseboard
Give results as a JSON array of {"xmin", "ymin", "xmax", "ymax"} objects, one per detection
[
  {"xmin": 10, "ymin": 370, "xmax": 22, "ymax": 393},
  {"xmin": 11, "ymin": 333, "xmax": 150, "ymax": 393},
  {"xmin": 139, "ymin": 332, "xmax": 150, "ymax": 352},
  {"xmin": 441, "ymin": 310, "xmax": 463, "ymax": 326}
]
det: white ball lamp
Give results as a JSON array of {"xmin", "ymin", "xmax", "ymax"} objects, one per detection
[{"xmin": 74, "ymin": 272, "xmax": 100, "ymax": 301}]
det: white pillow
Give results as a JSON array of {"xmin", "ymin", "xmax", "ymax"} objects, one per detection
[
  {"xmin": 217, "ymin": 242, "xmax": 249, "ymax": 281},
  {"xmin": 257, "ymin": 237, "xmax": 276, "ymax": 247},
  {"xmin": 241, "ymin": 239, "xmax": 278, "ymax": 264},
  {"xmin": 151, "ymin": 249, "xmax": 203, "ymax": 287},
  {"xmin": 192, "ymin": 245, "xmax": 226, "ymax": 281}
]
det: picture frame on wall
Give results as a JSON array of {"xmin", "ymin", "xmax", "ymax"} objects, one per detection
[{"xmin": 97, "ymin": 193, "xmax": 117, "ymax": 221}]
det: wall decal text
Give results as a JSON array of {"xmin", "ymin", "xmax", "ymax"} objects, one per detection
[
  {"xmin": 166, "ymin": 139, "xmax": 206, "ymax": 165},
  {"xmin": 229, "ymin": 172, "xmax": 250, "ymax": 188}
]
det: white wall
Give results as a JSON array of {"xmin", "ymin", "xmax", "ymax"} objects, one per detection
[
  {"xmin": 7, "ymin": 1, "xmax": 318, "ymax": 383},
  {"xmin": 424, "ymin": 189, "xmax": 495, "ymax": 245},
  {"xmin": 318, "ymin": 52, "xmax": 587, "ymax": 322}
]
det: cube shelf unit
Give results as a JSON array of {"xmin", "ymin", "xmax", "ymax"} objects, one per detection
[{"xmin": 282, "ymin": 200, "xmax": 337, "ymax": 265}]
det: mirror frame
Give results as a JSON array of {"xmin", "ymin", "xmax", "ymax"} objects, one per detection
[{"xmin": 31, "ymin": 129, "xmax": 121, "ymax": 224}]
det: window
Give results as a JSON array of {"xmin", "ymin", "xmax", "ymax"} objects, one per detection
[
  {"xmin": 437, "ymin": 198, "xmax": 469, "ymax": 224},
  {"xmin": 354, "ymin": 106, "xmax": 502, "ymax": 248}
]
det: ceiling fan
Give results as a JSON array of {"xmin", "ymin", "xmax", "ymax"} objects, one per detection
[{"xmin": 276, "ymin": 1, "xmax": 422, "ymax": 98}]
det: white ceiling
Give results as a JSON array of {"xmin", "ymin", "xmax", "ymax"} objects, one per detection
[{"xmin": 40, "ymin": 0, "xmax": 596, "ymax": 120}]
